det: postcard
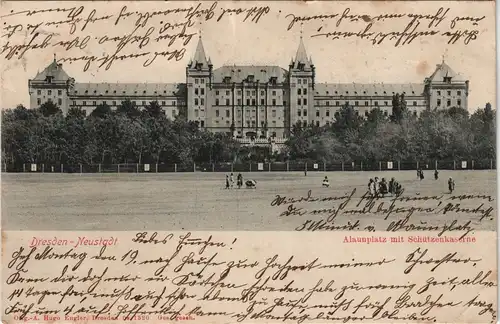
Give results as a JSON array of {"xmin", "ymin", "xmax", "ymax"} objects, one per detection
[{"xmin": 1, "ymin": 1, "xmax": 497, "ymax": 323}]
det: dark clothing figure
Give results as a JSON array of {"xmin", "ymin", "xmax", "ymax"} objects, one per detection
[
  {"xmin": 434, "ymin": 170, "xmax": 439, "ymax": 180},
  {"xmin": 417, "ymin": 169, "xmax": 420, "ymax": 179},
  {"xmin": 448, "ymin": 178, "xmax": 455, "ymax": 193},
  {"xmin": 379, "ymin": 179, "xmax": 388, "ymax": 196},
  {"xmin": 419, "ymin": 169, "xmax": 424, "ymax": 180},
  {"xmin": 388, "ymin": 178, "xmax": 395, "ymax": 195},
  {"xmin": 237, "ymin": 173, "xmax": 243, "ymax": 189},
  {"xmin": 225, "ymin": 175, "xmax": 230, "ymax": 189}
]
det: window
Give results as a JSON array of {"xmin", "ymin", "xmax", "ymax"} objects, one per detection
[
  {"xmin": 326, "ymin": 110, "xmax": 330, "ymax": 117},
  {"xmin": 215, "ymin": 99, "xmax": 219, "ymax": 105},
  {"xmin": 37, "ymin": 98, "xmax": 41, "ymax": 105},
  {"xmin": 201, "ymin": 98, "xmax": 204, "ymax": 105},
  {"xmin": 93, "ymin": 101, "xmax": 96, "ymax": 106},
  {"xmin": 201, "ymin": 120, "xmax": 205, "ymax": 127},
  {"xmin": 172, "ymin": 101, "xmax": 176, "ymax": 105},
  {"xmin": 252, "ymin": 91, "xmax": 256, "ymax": 96},
  {"xmin": 216, "ymin": 91, "xmax": 220, "ymax": 95},
  {"xmin": 298, "ymin": 89, "xmax": 302, "ymax": 95},
  {"xmin": 237, "ymin": 90, "xmax": 242, "ymax": 96},
  {"xmin": 298, "ymin": 79, "xmax": 302, "ymax": 84},
  {"xmin": 48, "ymin": 90, "xmax": 52, "ymax": 95},
  {"xmin": 384, "ymin": 111, "xmax": 388, "ymax": 116},
  {"xmin": 113, "ymin": 101, "xmax": 117, "ymax": 106},
  {"xmin": 284, "ymin": 101, "xmax": 287, "ymax": 106},
  {"xmin": 374, "ymin": 101, "xmax": 378, "ymax": 106},
  {"xmin": 437, "ymin": 99, "xmax": 441, "ymax": 106},
  {"xmin": 260, "ymin": 99, "xmax": 265, "ymax": 105},
  {"xmin": 57, "ymin": 98, "xmax": 62, "ymax": 105},
  {"xmin": 72, "ymin": 101, "xmax": 76, "ymax": 106},
  {"xmin": 272, "ymin": 91, "xmax": 276, "ymax": 96},
  {"xmin": 37, "ymin": 90, "xmax": 41, "ymax": 95},
  {"xmin": 83, "ymin": 101, "xmax": 86, "ymax": 106},
  {"xmin": 303, "ymin": 79, "xmax": 308, "ymax": 84},
  {"xmin": 457, "ymin": 91, "xmax": 461, "ymax": 96},
  {"xmin": 364, "ymin": 101, "xmax": 368, "ymax": 106},
  {"xmin": 447, "ymin": 99, "xmax": 451, "ymax": 107},
  {"xmin": 272, "ymin": 99, "xmax": 276, "ymax": 106},
  {"xmin": 335, "ymin": 101, "xmax": 339, "ymax": 106},
  {"xmin": 364, "ymin": 111, "xmax": 369, "ymax": 116},
  {"xmin": 195, "ymin": 88, "xmax": 199, "ymax": 95},
  {"xmin": 304, "ymin": 99, "xmax": 307, "ymax": 105},
  {"xmin": 226, "ymin": 110, "xmax": 230, "ymax": 117},
  {"xmin": 298, "ymin": 110, "xmax": 301, "ymax": 116},
  {"xmin": 260, "ymin": 91, "xmax": 264, "ymax": 96},
  {"xmin": 297, "ymin": 99, "xmax": 301, "ymax": 105},
  {"xmin": 246, "ymin": 99, "xmax": 250, "ymax": 105},
  {"xmin": 226, "ymin": 91, "xmax": 230, "ymax": 96},
  {"xmin": 303, "ymin": 121, "xmax": 307, "ymax": 127},
  {"xmin": 201, "ymin": 88, "xmax": 205, "ymax": 95},
  {"xmin": 142, "ymin": 101, "xmax": 146, "ymax": 106},
  {"xmin": 195, "ymin": 109, "xmax": 199, "ymax": 117},
  {"xmin": 355, "ymin": 101, "xmax": 359, "ymax": 106},
  {"xmin": 195, "ymin": 98, "xmax": 199, "ymax": 105},
  {"xmin": 384, "ymin": 101, "xmax": 388, "ymax": 106},
  {"xmin": 447, "ymin": 91, "xmax": 451, "ymax": 96},
  {"xmin": 326, "ymin": 101, "xmax": 330, "ymax": 106},
  {"xmin": 303, "ymin": 110, "xmax": 307, "ymax": 116},
  {"xmin": 413, "ymin": 101, "xmax": 417, "ymax": 106},
  {"xmin": 246, "ymin": 91, "xmax": 250, "ymax": 96},
  {"xmin": 161, "ymin": 101, "xmax": 165, "ymax": 105},
  {"xmin": 216, "ymin": 110, "xmax": 219, "ymax": 117},
  {"xmin": 237, "ymin": 99, "xmax": 242, "ymax": 105},
  {"xmin": 58, "ymin": 90, "xmax": 62, "ymax": 96},
  {"xmin": 252, "ymin": 99, "xmax": 256, "ymax": 105},
  {"xmin": 195, "ymin": 79, "xmax": 199, "ymax": 84},
  {"xmin": 437, "ymin": 90, "xmax": 441, "ymax": 95},
  {"xmin": 457, "ymin": 99, "xmax": 462, "ymax": 106},
  {"xmin": 201, "ymin": 79, "xmax": 205, "ymax": 84},
  {"xmin": 226, "ymin": 99, "xmax": 230, "ymax": 106},
  {"xmin": 316, "ymin": 111, "xmax": 320, "ymax": 117},
  {"xmin": 304, "ymin": 89, "xmax": 307, "ymax": 95},
  {"xmin": 102, "ymin": 101, "xmax": 107, "ymax": 105},
  {"xmin": 272, "ymin": 110, "xmax": 276, "ymax": 117}
]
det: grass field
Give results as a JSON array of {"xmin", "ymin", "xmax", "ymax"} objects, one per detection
[{"xmin": 1, "ymin": 170, "xmax": 496, "ymax": 231}]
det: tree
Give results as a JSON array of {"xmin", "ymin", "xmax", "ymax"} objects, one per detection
[
  {"xmin": 39, "ymin": 101, "xmax": 61, "ymax": 117},
  {"xmin": 90, "ymin": 103, "xmax": 112, "ymax": 119},
  {"xmin": 117, "ymin": 99, "xmax": 141, "ymax": 118}
]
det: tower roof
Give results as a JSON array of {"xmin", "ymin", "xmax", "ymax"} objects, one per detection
[
  {"xmin": 189, "ymin": 37, "xmax": 209, "ymax": 69},
  {"xmin": 33, "ymin": 55, "xmax": 71, "ymax": 81},
  {"xmin": 427, "ymin": 61, "xmax": 463, "ymax": 82},
  {"xmin": 292, "ymin": 37, "xmax": 311, "ymax": 68}
]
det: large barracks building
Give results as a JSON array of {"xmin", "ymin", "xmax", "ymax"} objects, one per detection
[{"xmin": 29, "ymin": 36, "xmax": 469, "ymax": 142}]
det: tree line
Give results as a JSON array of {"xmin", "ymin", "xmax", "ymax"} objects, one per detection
[{"xmin": 1, "ymin": 96, "xmax": 496, "ymax": 169}]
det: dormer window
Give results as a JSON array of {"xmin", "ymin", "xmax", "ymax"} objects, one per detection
[
  {"xmin": 45, "ymin": 76, "xmax": 53, "ymax": 84},
  {"xmin": 223, "ymin": 76, "xmax": 231, "ymax": 84},
  {"xmin": 196, "ymin": 63, "xmax": 203, "ymax": 70},
  {"xmin": 270, "ymin": 77, "xmax": 277, "ymax": 85},
  {"xmin": 443, "ymin": 77, "xmax": 452, "ymax": 83},
  {"xmin": 247, "ymin": 75, "xmax": 254, "ymax": 82},
  {"xmin": 298, "ymin": 63, "xmax": 305, "ymax": 71}
]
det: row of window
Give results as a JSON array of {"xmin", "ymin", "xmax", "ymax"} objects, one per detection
[
  {"xmin": 37, "ymin": 98, "xmax": 62, "ymax": 105},
  {"xmin": 37, "ymin": 90, "xmax": 63, "ymax": 96},
  {"xmin": 76, "ymin": 89, "xmax": 177, "ymax": 95},
  {"xmin": 436, "ymin": 90, "xmax": 462, "ymax": 96},
  {"xmin": 194, "ymin": 79, "xmax": 206, "ymax": 84},
  {"xmin": 437, "ymin": 99, "xmax": 461, "ymax": 107},
  {"xmin": 214, "ymin": 98, "xmax": 283, "ymax": 106},
  {"xmin": 297, "ymin": 88, "xmax": 308, "ymax": 95},
  {"xmin": 70, "ymin": 100, "xmax": 177, "ymax": 106},
  {"xmin": 214, "ymin": 109, "xmax": 280, "ymax": 118},
  {"xmin": 215, "ymin": 90, "xmax": 282, "ymax": 97}
]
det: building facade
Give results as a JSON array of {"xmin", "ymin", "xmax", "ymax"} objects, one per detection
[{"xmin": 29, "ymin": 38, "xmax": 469, "ymax": 141}]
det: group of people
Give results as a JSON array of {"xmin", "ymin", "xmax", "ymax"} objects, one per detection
[
  {"xmin": 418, "ymin": 169, "xmax": 455, "ymax": 193},
  {"xmin": 367, "ymin": 177, "xmax": 403, "ymax": 197},
  {"xmin": 225, "ymin": 173, "xmax": 256, "ymax": 189}
]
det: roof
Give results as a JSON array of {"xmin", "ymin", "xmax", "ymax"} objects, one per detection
[
  {"xmin": 314, "ymin": 83, "xmax": 425, "ymax": 97},
  {"xmin": 426, "ymin": 62, "xmax": 464, "ymax": 82},
  {"xmin": 293, "ymin": 37, "xmax": 310, "ymax": 67},
  {"xmin": 71, "ymin": 83, "xmax": 185, "ymax": 96},
  {"xmin": 33, "ymin": 58, "xmax": 71, "ymax": 81},
  {"xmin": 189, "ymin": 37, "xmax": 210, "ymax": 69},
  {"xmin": 212, "ymin": 65, "xmax": 288, "ymax": 83}
]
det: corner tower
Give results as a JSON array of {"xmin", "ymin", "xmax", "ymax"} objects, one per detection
[
  {"xmin": 288, "ymin": 37, "xmax": 315, "ymax": 132},
  {"xmin": 186, "ymin": 36, "xmax": 213, "ymax": 128},
  {"xmin": 28, "ymin": 54, "xmax": 75, "ymax": 114}
]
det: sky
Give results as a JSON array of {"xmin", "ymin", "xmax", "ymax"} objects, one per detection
[{"xmin": 0, "ymin": 1, "xmax": 496, "ymax": 111}]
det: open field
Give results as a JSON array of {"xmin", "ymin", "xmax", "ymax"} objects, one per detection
[{"xmin": 1, "ymin": 170, "xmax": 496, "ymax": 231}]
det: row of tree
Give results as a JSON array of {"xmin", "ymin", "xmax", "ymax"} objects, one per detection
[{"xmin": 1, "ymin": 97, "xmax": 496, "ymax": 168}]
